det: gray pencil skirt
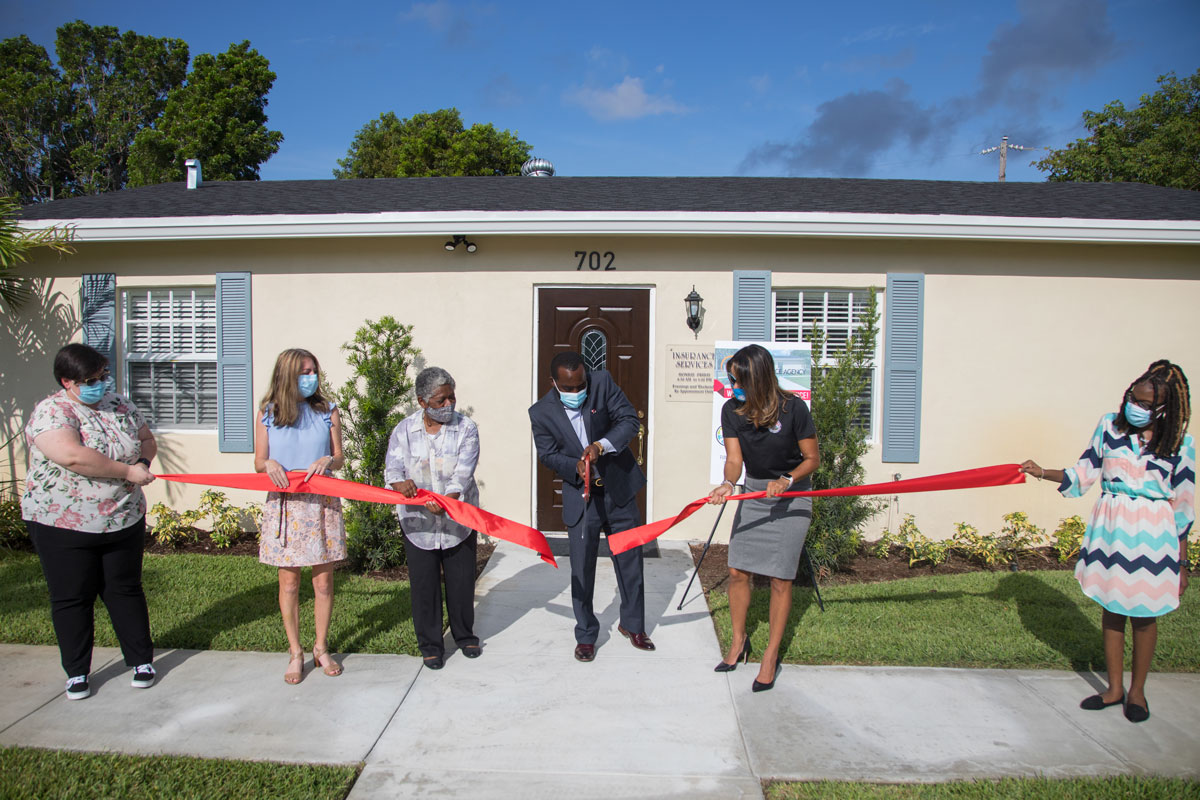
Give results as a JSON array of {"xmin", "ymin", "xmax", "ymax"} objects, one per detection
[{"xmin": 728, "ymin": 476, "xmax": 813, "ymax": 580}]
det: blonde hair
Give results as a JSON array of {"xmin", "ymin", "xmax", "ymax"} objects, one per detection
[{"xmin": 260, "ymin": 348, "xmax": 329, "ymax": 427}]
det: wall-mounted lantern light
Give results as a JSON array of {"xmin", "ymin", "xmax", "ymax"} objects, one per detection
[
  {"xmin": 685, "ymin": 286, "xmax": 704, "ymax": 338},
  {"xmin": 444, "ymin": 235, "xmax": 477, "ymax": 253}
]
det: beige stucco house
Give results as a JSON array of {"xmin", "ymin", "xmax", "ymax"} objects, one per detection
[{"xmin": 6, "ymin": 172, "xmax": 1200, "ymax": 544}]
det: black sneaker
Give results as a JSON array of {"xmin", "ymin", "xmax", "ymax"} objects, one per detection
[
  {"xmin": 131, "ymin": 664, "xmax": 156, "ymax": 689},
  {"xmin": 65, "ymin": 675, "xmax": 90, "ymax": 700}
]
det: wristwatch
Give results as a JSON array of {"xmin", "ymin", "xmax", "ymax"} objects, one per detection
[
  {"xmin": 135, "ymin": 457, "xmax": 151, "ymax": 467},
  {"xmin": 780, "ymin": 474, "xmax": 794, "ymax": 487}
]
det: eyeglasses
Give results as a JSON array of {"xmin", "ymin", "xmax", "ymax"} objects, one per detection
[
  {"xmin": 80, "ymin": 371, "xmax": 111, "ymax": 387},
  {"xmin": 1124, "ymin": 389, "xmax": 1162, "ymax": 412},
  {"xmin": 727, "ymin": 372, "xmax": 739, "ymax": 387}
]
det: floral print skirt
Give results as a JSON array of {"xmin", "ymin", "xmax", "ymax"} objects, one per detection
[{"xmin": 259, "ymin": 492, "xmax": 346, "ymax": 567}]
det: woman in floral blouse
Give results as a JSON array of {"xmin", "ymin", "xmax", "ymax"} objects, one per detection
[
  {"xmin": 385, "ymin": 366, "xmax": 482, "ymax": 670},
  {"xmin": 22, "ymin": 343, "xmax": 158, "ymax": 701}
]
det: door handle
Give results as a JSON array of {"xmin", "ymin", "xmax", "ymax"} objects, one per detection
[{"xmin": 637, "ymin": 423, "xmax": 645, "ymax": 466}]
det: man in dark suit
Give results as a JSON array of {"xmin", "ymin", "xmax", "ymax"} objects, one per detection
[{"xmin": 529, "ymin": 351, "xmax": 654, "ymax": 662}]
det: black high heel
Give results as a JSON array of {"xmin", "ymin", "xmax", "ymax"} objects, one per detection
[
  {"xmin": 714, "ymin": 637, "xmax": 752, "ymax": 673},
  {"xmin": 752, "ymin": 655, "xmax": 783, "ymax": 692}
]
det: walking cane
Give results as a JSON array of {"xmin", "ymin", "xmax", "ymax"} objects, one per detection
[{"xmin": 677, "ymin": 502, "xmax": 727, "ymax": 611}]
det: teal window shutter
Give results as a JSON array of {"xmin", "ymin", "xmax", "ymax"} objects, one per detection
[
  {"xmin": 732, "ymin": 270, "xmax": 771, "ymax": 340},
  {"xmin": 882, "ymin": 273, "xmax": 924, "ymax": 462},
  {"xmin": 81, "ymin": 274, "xmax": 116, "ymax": 367},
  {"xmin": 216, "ymin": 272, "xmax": 253, "ymax": 453}
]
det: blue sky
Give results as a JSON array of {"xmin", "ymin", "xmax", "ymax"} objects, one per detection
[{"xmin": 3, "ymin": 0, "xmax": 1198, "ymax": 183}]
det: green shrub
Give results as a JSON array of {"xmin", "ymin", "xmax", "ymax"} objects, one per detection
[
  {"xmin": 805, "ymin": 528, "xmax": 862, "ymax": 578},
  {"xmin": 806, "ymin": 289, "xmax": 884, "ymax": 573},
  {"xmin": 997, "ymin": 511, "xmax": 1048, "ymax": 563},
  {"xmin": 893, "ymin": 514, "xmax": 948, "ymax": 566},
  {"xmin": 869, "ymin": 527, "xmax": 893, "ymax": 559},
  {"xmin": 335, "ymin": 316, "xmax": 419, "ymax": 572},
  {"xmin": 0, "ymin": 498, "xmax": 28, "ymax": 549},
  {"xmin": 1052, "ymin": 515, "xmax": 1086, "ymax": 563},
  {"xmin": 150, "ymin": 502, "xmax": 202, "ymax": 547},
  {"xmin": 951, "ymin": 522, "xmax": 1004, "ymax": 566}
]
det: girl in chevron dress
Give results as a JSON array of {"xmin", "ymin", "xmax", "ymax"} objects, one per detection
[{"xmin": 1021, "ymin": 360, "xmax": 1192, "ymax": 724}]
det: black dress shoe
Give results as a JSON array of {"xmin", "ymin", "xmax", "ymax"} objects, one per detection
[
  {"xmin": 1124, "ymin": 700, "xmax": 1150, "ymax": 723},
  {"xmin": 574, "ymin": 643, "xmax": 596, "ymax": 662},
  {"xmin": 422, "ymin": 655, "xmax": 444, "ymax": 670},
  {"xmin": 1080, "ymin": 693, "xmax": 1124, "ymax": 710},
  {"xmin": 617, "ymin": 625, "xmax": 656, "ymax": 651},
  {"xmin": 714, "ymin": 637, "xmax": 752, "ymax": 673},
  {"xmin": 752, "ymin": 656, "xmax": 783, "ymax": 693},
  {"xmin": 462, "ymin": 645, "xmax": 482, "ymax": 658}
]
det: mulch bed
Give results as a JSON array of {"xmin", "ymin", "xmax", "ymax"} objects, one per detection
[{"xmin": 690, "ymin": 542, "xmax": 1071, "ymax": 594}]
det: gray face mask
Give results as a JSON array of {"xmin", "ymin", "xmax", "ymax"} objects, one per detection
[{"xmin": 425, "ymin": 403, "xmax": 455, "ymax": 424}]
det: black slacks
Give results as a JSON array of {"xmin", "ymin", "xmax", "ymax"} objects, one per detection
[
  {"xmin": 403, "ymin": 531, "xmax": 478, "ymax": 658},
  {"xmin": 27, "ymin": 517, "xmax": 154, "ymax": 677},
  {"xmin": 568, "ymin": 487, "xmax": 645, "ymax": 645}
]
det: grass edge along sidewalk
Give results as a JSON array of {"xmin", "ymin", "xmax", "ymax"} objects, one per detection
[
  {"xmin": 765, "ymin": 776, "xmax": 1200, "ymax": 800},
  {"xmin": 0, "ymin": 746, "xmax": 359, "ymax": 800}
]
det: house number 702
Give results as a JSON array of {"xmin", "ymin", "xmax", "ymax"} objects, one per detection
[{"xmin": 575, "ymin": 251, "xmax": 616, "ymax": 270}]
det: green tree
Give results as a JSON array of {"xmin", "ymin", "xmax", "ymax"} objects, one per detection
[
  {"xmin": 1034, "ymin": 70, "xmax": 1200, "ymax": 191},
  {"xmin": 805, "ymin": 289, "xmax": 883, "ymax": 575},
  {"xmin": 54, "ymin": 21, "xmax": 190, "ymax": 196},
  {"xmin": 334, "ymin": 316, "xmax": 420, "ymax": 571},
  {"xmin": 334, "ymin": 108, "xmax": 531, "ymax": 178},
  {"xmin": 0, "ymin": 36, "xmax": 69, "ymax": 204},
  {"xmin": 0, "ymin": 195, "xmax": 75, "ymax": 310},
  {"xmin": 128, "ymin": 41, "xmax": 283, "ymax": 186}
]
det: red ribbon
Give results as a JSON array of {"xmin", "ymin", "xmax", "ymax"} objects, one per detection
[
  {"xmin": 606, "ymin": 464, "xmax": 1027, "ymax": 555},
  {"xmin": 156, "ymin": 472, "xmax": 557, "ymax": 567}
]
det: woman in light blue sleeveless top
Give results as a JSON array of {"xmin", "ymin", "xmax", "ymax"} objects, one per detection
[{"xmin": 254, "ymin": 348, "xmax": 347, "ymax": 684}]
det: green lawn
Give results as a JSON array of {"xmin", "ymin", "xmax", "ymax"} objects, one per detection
[
  {"xmin": 707, "ymin": 570, "xmax": 1200, "ymax": 672},
  {"xmin": 765, "ymin": 777, "xmax": 1200, "ymax": 800},
  {"xmin": 0, "ymin": 551, "xmax": 420, "ymax": 656},
  {"xmin": 0, "ymin": 746, "xmax": 358, "ymax": 800}
]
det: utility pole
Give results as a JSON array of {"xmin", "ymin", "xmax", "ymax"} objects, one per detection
[{"xmin": 979, "ymin": 136, "xmax": 1034, "ymax": 182}]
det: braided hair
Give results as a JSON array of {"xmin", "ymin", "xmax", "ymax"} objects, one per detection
[{"xmin": 1115, "ymin": 359, "xmax": 1191, "ymax": 458}]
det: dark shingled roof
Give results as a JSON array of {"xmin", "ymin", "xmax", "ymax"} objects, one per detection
[{"xmin": 17, "ymin": 176, "xmax": 1200, "ymax": 222}]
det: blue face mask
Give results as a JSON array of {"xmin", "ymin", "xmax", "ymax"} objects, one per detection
[
  {"xmin": 298, "ymin": 374, "xmax": 319, "ymax": 398},
  {"xmin": 732, "ymin": 388, "xmax": 746, "ymax": 401},
  {"xmin": 77, "ymin": 381, "xmax": 107, "ymax": 404},
  {"xmin": 556, "ymin": 382, "xmax": 588, "ymax": 409},
  {"xmin": 1124, "ymin": 400, "xmax": 1152, "ymax": 428}
]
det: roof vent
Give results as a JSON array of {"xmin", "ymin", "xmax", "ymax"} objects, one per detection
[
  {"xmin": 185, "ymin": 159, "xmax": 202, "ymax": 190},
  {"xmin": 520, "ymin": 157, "xmax": 555, "ymax": 177}
]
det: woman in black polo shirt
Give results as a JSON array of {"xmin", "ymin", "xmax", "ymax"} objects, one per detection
[{"xmin": 708, "ymin": 344, "xmax": 820, "ymax": 692}]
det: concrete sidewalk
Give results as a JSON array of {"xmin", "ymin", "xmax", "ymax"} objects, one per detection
[{"xmin": 2, "ymin": 540, "xmax": 1198, "ymax": 798}]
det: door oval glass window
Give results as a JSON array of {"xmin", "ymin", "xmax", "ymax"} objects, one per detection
[{"xmin": 581, "ymin": 329, "xmax": 607, "ymax": 372}]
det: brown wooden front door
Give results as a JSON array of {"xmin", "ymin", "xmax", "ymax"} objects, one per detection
[{"xmin": 536, "ymin": 287, "xmax": 650, "ymax": 531}]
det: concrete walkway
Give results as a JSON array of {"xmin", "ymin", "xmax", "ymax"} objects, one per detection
[{"xmin": 2, "ymin": 541, "xmax": 1198, "ymax": 798}]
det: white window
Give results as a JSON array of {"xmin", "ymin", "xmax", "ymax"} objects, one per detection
[
  {"xmin": 773, "ymin": 288, "xmax": 879, "ymax": 435},
  {"xmin": 121, "ymin": 287, "xmax": 218, "ymax": 429}
]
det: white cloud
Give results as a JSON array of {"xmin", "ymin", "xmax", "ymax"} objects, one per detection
[
  {"xmin": 403, "ymin": 0, "xmax": 454, "ymax": 31},
  {"xmin": 842, "ymin": 22, "xmax": 937, "ymax": 45},
  {"xmin": 563, "ymin": 76, "xmax": 690, "ymax": 121},
  {"xmin": 749, "ymin": 74, "xmax": 771, "ymax": 95}
]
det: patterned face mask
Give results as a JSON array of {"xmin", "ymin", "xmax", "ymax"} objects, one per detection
[{"xmin": 425, "ymin": 403, "xmax": 455, "ymax": 424}]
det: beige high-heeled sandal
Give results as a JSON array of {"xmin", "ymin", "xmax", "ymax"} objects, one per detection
[
  {"xmin": 284, "ymin": 649, "xmax": 305, "ymax": 684},
  {"xmin": 313, "ymin": 646, "xmax": 342, "ymax": 677}
]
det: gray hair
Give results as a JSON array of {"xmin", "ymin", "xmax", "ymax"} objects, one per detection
[{"xmin": 415, "ymin": 366, "xmax": 455, "ymax": 403}]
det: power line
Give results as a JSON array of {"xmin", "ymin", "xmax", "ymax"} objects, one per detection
[{"xmin": 979, "ymin": 135, "xmax": 1036, "ymax": 182}]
